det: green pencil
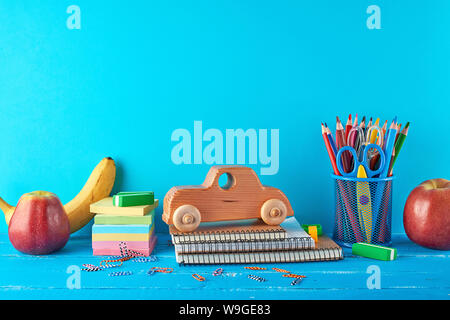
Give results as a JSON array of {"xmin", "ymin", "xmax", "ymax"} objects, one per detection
[{"xmin": 389, "ymin": 122, "xmax": 409, "ymax": 174}]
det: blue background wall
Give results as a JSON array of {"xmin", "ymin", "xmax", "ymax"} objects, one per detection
[{"xmin": 0, "ymin": 1, "xmax": 448, "ymax": 235}]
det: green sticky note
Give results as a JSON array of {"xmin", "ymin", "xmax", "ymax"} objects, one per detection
[
  {"xmin": 117, "ymin": 191, "xmax": 154, "ymax": 196},
  {"xmin": 113, "ymin": 192, "xmax": 154, "ymax": 207},
  {"xmin": 352, "ymin": 242, "xmax": 397, "ymax": 261}
]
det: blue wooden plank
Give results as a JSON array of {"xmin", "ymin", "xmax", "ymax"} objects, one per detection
[{"xmin": 0, "ymin": 232, "xmax": 448, "ymax": 300}]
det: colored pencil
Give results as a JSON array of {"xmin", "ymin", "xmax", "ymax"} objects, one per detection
[
  {"xmin": 353, "ymin": 113, "xmax": 359, "ymax": 127},
  {"xmin": 365, "ymin": 117, "xmax": 372, "ymax": 137},
  {"xmin": 359, "ymin": 116, "xmax": 366, "ymax": 136},
  {"xmin": 380, "ymin": 120, "xmax": 388, "ymax": 149},
  {"xmin": 322, "ymin": 123, "xmax": 355, "ymax": 241},
  {"xmin": 389, "ymin": 122, "xmax": 409, "ymax": 175},
  {"xmin": 336, "ymin": 117, "xmax": 351, "ymax": 173},
  {"xmin": 321, "ymin": 123, "xmax": 339, "ymax": 175},
  {"xmin": 395, "ymin": 123, "xmax": 402, "ymax": 145},
  {"xmin": 325, "ymin": 123, "xmax": 338, "ymax": 156},
  {"xmin": 380, "ymin": 120, "xmax": 397, "ymax": 178},
  {"xmin": 369, "ymin": 118, "xmax": 380, "ymax": 144},
  {"xmin": 345, "ymin": 114, "xmax": 353, "ymax": 142},
  {"xmin": 372, "ymin": 119, "xmax": 397, "ymax": 242}
]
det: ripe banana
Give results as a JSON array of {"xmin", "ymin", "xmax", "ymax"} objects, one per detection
[{"xmin": 0, "ymin": 157, "xmax": 116, "ymax": 234}]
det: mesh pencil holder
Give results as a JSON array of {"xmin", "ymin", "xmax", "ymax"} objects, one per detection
[{"xmin": 331, "ymin": 174, "xmax": 394, "ymax": 248}]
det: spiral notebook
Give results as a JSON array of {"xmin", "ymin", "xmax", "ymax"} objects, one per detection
[
  {"xmin": 175, "ymin": 235, "xmax": 343, "ymax": 264},
  {"xmin": 172, "ymin": 217, "xmax": 343, "ymax": 264},
  {"xmin": 173, "ymin": 217, "xmax": 315, "ymax": 254},
  {"xmin": 169, "ymin": 218, "xmax": 286, "ymax": 243}
]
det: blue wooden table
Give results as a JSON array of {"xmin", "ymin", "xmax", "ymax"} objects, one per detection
[{"xmin": 0, "ymin": 232, "xmax": 448, "ymax": 300}]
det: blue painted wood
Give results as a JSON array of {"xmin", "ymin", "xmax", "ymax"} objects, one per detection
[{"xmin": 0, "ymin": 233, "xmax": 448, "ymax": 300}]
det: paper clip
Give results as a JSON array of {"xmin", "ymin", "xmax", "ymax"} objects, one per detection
[
  {"xmin": 212, "ymin": 268, "xmax": 223, "ymax": 276},
  {"xmin": 133, "ymin": 256, "xmax": 158, "ymax": 263},
  {"xmin": 244, "ymin": 266, "xmax": 267, "ymax": 270},
  {"xmin": 291, "ymin": 277, "xmax": 303, "ymax": 286},
  {"xmin": 81, "ymin": 264, "xmax": 103, "ymax": 272},
  {"xmin": 119, "ymin": 241, "xmax": 129, "ymax": 257},
  {"xmin": 192, "ymin": 274, "xmax": 205, "ymax": 281},
  {"xmin": 248, "ymin": 274, "xmax": 266, "ymax": 282},
  {"xmin": 147, "ymin": 267, "xmax": 173, "ymax": 275},
  {"xmin": 108, "ymin": 271, "xmax": 133, "ymax": 277},
  {"xmin": 100, "ymin": 258, "xmax": 125, "ymax": 268},
  {"xmin": 272, "ymin": 267, "xmax": 290, "ymax": 273},
  {"xmin": 282, "ymin": 273, "xmax": 306, "ymax": 279}
]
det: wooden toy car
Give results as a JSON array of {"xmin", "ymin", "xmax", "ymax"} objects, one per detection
[{"xmin": 163, "ymin": 165, "xmax": 294, "ymax": 232}]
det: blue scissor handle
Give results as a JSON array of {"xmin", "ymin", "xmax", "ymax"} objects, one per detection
[
  {"xmin": 361, "ymin": 143, "xmax": 386, "ymax": 178},
  {"xmin": 336, "ymin": 144, "xmax": 385, "ymax": 178},
  {"xmin": 336, "ymin": 146, "xmax": 358, "ymax": 177}
]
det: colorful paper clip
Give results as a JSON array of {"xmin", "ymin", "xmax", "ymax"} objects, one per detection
[
  {"xmin": 272, "ymin": 267, "xmax": 290, "ymax": 273},
  {"xmin": 192, "ymin": 274, "xmax": 205, "ymax": 281},
  {"xmin": 244, "ymin": 266, "xmax": 267, "ymax": 270},
  {"xmin": 291, "ymin": 277, "xmax": 303, "ymax": 286},
  {"xmin": 133, "ymin": 256, "xmax": 158, "ymax": 263},
  {"xmin": 248, "ymin": 274, "xmax": 266, "ymax": 282},
  {"xmin": 81, "ymin": 264, "xmax": 103, "ymax": 272},
  {"xmin": 147, "ymin": 267, "xmax": 173, "ymax": 275},
  {"xmin": 282, "ymin": 273, "xmax": 306, "ymax": 279},
  {"xmin": 108, "ymin": 271, "xmax": 133, "ymax": 277},
  {"xmin": 213, "ymin": 268, "xmax": 224, "ymax": 276}
]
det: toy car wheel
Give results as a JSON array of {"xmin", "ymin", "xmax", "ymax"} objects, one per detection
[
  {"xmin": 173, "ymin": 205, "xmax": 201, "ymax": 232},
  {"xmin": 260, "ymin": 199, "xmax": 288, "ymax": 225}
]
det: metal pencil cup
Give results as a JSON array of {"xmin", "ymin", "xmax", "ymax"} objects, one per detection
[{"xmin": 331, "ymin": 174, "xmax": 394, "ymax": 247}]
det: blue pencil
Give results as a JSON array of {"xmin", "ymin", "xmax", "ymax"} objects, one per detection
[
  {"xmin": 324, "ymin": 123, "xmax": 338, "ymax": 156},
  {"xmin": 371, "ymin": 119, "xmax": 397, "ymax": 241}
]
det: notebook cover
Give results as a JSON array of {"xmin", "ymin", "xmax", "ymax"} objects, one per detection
[
  {"xmin": 90, "ymin": 197, "xmax": 158, "ymax": 216},
  {"xmin": 175, "ymin": 235, "xmax": 343, "ymax": 264},
  {"xmin": 170, "ymin": 218, "xmax": 286, "ymax": 243}
]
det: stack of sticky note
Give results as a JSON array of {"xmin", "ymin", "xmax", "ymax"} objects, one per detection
[{"xmin": 90, "ymin": 192, "xmax": 158, "ymax": 256}]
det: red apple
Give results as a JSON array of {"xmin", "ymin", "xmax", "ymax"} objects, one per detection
[
  {"xmin": 8, "ymin": 191, "xmax": 70, "ymax": 255},
  {"xmin": 403, "ymin": 179, "xmax": 450, "ymax": 250}
]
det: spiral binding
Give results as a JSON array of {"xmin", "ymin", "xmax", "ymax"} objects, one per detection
[
  {"xmin": 174, "ymin": 236, "xmax": 315, "ymax": 254},
  {"xmin": 178, "ymin": 247, "xmax": 343, "ymax": 265},
  {"xmin": 171, "ymin": 229, "xmax": 286, "ymax": 245}
]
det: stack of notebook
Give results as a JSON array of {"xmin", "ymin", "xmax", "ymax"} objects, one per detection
[
  {"xmin": 170, "ymin": 217, "xmax": 343, "ymax": 264},
  {"xmin": 89, "ymin": 192, "xmax": 158, "ymax": 256}
]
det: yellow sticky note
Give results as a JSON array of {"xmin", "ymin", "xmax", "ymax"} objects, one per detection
[{"xmin": 308, "ymin": 226, "xmax": 318, "ymax": 243}]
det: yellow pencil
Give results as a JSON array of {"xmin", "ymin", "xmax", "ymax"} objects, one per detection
[{"xmin": 369, "ymin": 118, "xmax": 380, "ymax": 143}]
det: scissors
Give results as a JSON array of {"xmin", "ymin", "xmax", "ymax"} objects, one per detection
[
  {"xmin": 347, "ymin": 125, "xmax": 384, "ymax": 157},
  {"xmin": 336, "ymin": 143, "xmax": 386, "ymax": 178}
]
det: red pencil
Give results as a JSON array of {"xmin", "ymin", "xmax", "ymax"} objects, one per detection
[
  {"xmin": 345, "ymin": 114, "xmax": 352, "ymax": 142},
  {"xmin": 353, "ymin": 113, "xmax": 359, "ymax": 127},
  {"xmin": 321, "ymin": 123, "xmax": 340, "ymax": 175},
  {"xmin": 336, "ymin": 117, "xmax": 351, "ymax": 173}
]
